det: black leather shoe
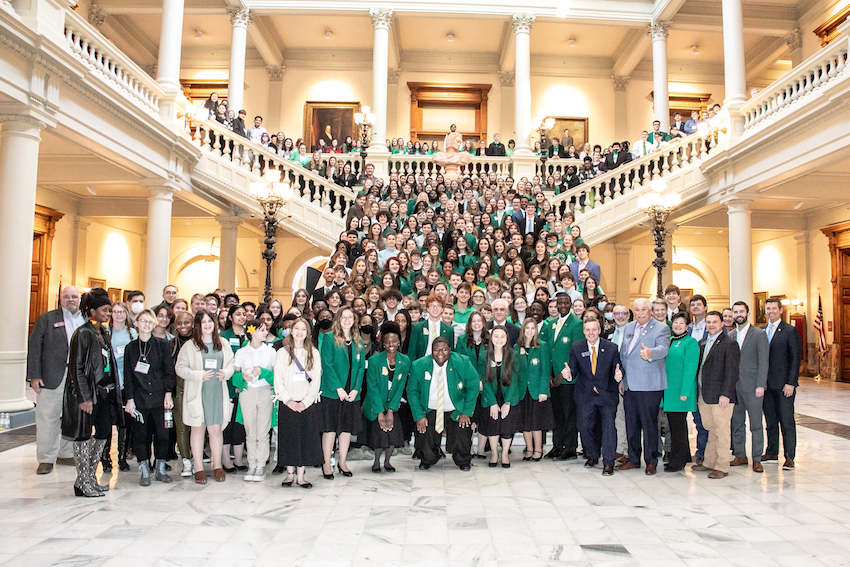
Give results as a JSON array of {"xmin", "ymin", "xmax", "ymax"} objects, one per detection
[
  {"xmin": 489, "ymin": 461, "xmax": 498, "ymax": 468},
  {"xmin": 664, "ymin": 464, "xmax": 684, "ymax": 472},
  {"xmin": 602, "ymin": 464, "xmax": 614, "ymax": 476},
  {"xmin": 558, "ymin": 451, "xmax": 578, "ymax": 461},
  {"xmin": 545, "ymin": 447, "xmax": 562, "ymax": 459},
  {"xmin": 272, "ymin": 464, "xmax": 285, "ymax": 474},
  {"xmin": 222, "ymin": 465, "xmax": 236, "ymax": 473},
  {"xmin": 418, "ymin": 463, "xmax": 431, "ymax": 470},
  {"xmin": 296, "ymin": 481, "xmax": 313, "ymax": 489},
  {"xmin": 584, "ymin": 458, "xmax": 598, "ymax": 467},
  {"xmin": 337, "ymin": 465, "xmax": 353, "ymax": 478},
  {"xmin": 459, "ymin": 464, "xmax": 471, "ymax": 471},
  {"xmin": 383, "ymin": 463, "xmax": 396, "ymax": 472},
  {"xmin": 501, "ymin": 462, "xmax": 511, "ymax": 468},
  {"xmin": 372, "ymin": 464, "xmax": 381, "ymax": 473}
]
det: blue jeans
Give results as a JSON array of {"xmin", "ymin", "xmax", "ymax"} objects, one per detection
[{"xmin": 692, "ymin": 407, "xmax": 708, "ymax": 458}]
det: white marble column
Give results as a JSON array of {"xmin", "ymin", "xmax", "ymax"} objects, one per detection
[
  {"xmin": 512, "ymin": 14, "xmax": 535, "ymax": 154},
  {"xmin": 612, "ymin": 75, "xmax": 630, "ymax": 141},
  {"xmin": 0, "ymin": 117, "xmax": 45, "ymax": 411},
  {"xmin": 785, "ymin": 28, "xmax": 803, "ymax": 67},
  {"xmin": 228, "ymin": 8, "xmax": 251, "ymax": 114},
  {"xmin": 72, "ymin": 218, "xmax": 90, "ymax": 287},
  {"xmin": 217, "ymin": 216, "xmax": 241, "ymax": 292},
  {"xmin": 266, "ymin": 66, "xmax": 284, "ymax": 129},
  {"xmin": 725, "ymin": 197, "xmax": 754, "ymax": 305},
  {"xmin": 143, "ymin": 187, "xmax": 174, "ymax": 301},
  {"xmin": 367, "ymin": 8, "xmax": 392, "ymax": 160},
  {"xmin": 649, "ymin": 22, "xmax": 670, "ymax": 131},
  {"xmin": 722, "ymin": 0, "xmax": 747, "ymax": 138},
  {"xmin": 155, "ymin": 0, "xmax": 184, "ymax": 121}
]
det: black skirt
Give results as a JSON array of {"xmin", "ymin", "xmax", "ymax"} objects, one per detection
[
  {"xmin": 477, "ymin": 390, "xmax": 521, "ymax": 439},
  {"xmin": 277, "ymin": 401, "xmax": 322, "ymax": 467},
  {"xmin": 320, "ymin": 397, "xmax": 363, "ymax": 435},
  {"xmin": 520, "ymin": 391, "xmax": 554, "ymax": 432},
  {"xmin": 366, "ymin": 411, "xmax": 404, "ymax": 449}
]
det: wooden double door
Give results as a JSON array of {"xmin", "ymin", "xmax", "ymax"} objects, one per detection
[
  {"xmin": 30, "ymin": 206, "xmax": 63, "ymax": 332},
  {"xmin": 823, "ymin": 222, "xmax": 850, "ymax": 381}
]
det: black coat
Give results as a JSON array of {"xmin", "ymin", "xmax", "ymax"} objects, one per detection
[
  {"xmin": 762, "ymin": 321, "xmax": 801, "ymax": 388},
  {"xmin": 123, "ymin": 337, "xmax": 177, "ymax": 409},
  {"xmin": 696, "ymin": 331, "xmax": 740, "ymax": 404},
  {"xmin": 27, "ymin": 309, "xmax": 73, "ymax": 390},
  {"xmin": 62, "ymin": 322, "xmax": 123, "ymax": 441}
]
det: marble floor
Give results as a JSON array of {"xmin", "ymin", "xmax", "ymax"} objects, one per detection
[{"xmin": 4, "ymin": 379, "xmax": 850, "ymax": 567}]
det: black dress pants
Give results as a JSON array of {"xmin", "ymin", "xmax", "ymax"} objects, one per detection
[
  {"xmin": 763, "ymin": 387, "xmax": 796, "ymax": 459},
  {"xmin": 624, "ymin": 390, "xmax": 663, "ymax": 466},
  {"xmin": 131, "ymin": 406, "xmax": 169, "ymax": 462},
  {"xmin": 414, "ymin": 410, "xmax": 472, "ymax": 468},
  {"xmin": 551, "ymin": 383, "xmax": 577, "ymax": 452},
  {"xmin": 665, "ymin": 411, "xmax": 691, "ymax": 468}
]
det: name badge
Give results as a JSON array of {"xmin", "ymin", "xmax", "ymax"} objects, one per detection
[
  {"xmin": 531, "ymin": 358, "xmax": 539, "ymax": 366},
  {"xmin": 581, "ymin": 351, "xmax": 591, "ymax": 357},
  {"xmin": 54, "ymin": 321, "xmax": 65, "ymax": 328},
  {"xmin": 116, "ymin": 345, "xmax": 125, "ymax": 357},
  {"xmin": 562, "ymin": 337, "xmax": 570, "ymax": 344},
  {"xmin": 293, "ymin": 371, "xmax": 307, "ymax": 383},
  {"xmin": 204, "ymin": 358, "xmax": 218, "ymax": 370},
  {"xmin": 424, "ymin": 371, "xmax": 432, "ymax": 381},
  {"xmin": 520, "ymin": 348, "xmax": 526, "ymax": 355},
  {"xmin": 382, "ymin": 367, "xmax": 388, "ymax": 376},
  {"xmin": 101, "ymin": 348, "xmax": 109, "ymax": 359},
  {"xmin": 229, "ymin": 338, "xmax": 240, "ymax": 346},
  {"xmin": 423, "ymin": 328, "xmax": 429, "ymax": 336},
  {"xmin": 135, "ymin": 361, "xmax": 150, "ymax": 374}
]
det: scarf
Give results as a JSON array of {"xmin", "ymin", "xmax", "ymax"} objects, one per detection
[{"xmin": 671, "ymin": 331, "xmax": 688, "ymax": 342}]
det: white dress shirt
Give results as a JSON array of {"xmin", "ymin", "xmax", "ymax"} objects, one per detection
[
  {"xmin": 425, "ymin": 319, "xmax": 441, "ymax": 355},
  {"xmin": 735, "ymin": 323, "xmax": 750, "ymax": 349},
  {"xmin": 62, "ymin": 308, "xmax": 85, "ymax": 346},
  {"xmin": 427, "ymin": 361, "xmax": 455, "ymax": 412},
  {"xmin": 690, "ymin": 319, "xmax": 706, "ymax": 341}
]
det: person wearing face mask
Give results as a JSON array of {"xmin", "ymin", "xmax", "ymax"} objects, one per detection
[
  {"xmin": 62, "ymin": 289, "xmax": 124, "ymax": 497},
  {"xmin": 231, "ymin": 319, "xmax": 277, "ymax": 482},
  {"xmin": 28, "ymin": 286, "xmax": 84, "ymax": 475},
  {"xmin": 126, "ymin": 290, "xmax": 146, "ymax": 323},
  {"xmin": 171, "ymin": 312, "xmax": 195, "ymax": 477}
]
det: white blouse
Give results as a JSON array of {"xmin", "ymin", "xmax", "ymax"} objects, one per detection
[{"xmin": 273, "ymin": 346, "xmax": 322, "ymax": 407}]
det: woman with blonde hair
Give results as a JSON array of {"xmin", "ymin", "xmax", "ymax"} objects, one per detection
[
  {"xmin": 175, "ymin": 310, "xmax": 235, "ymax": 484},
  {"xmin": 103, "ymin": 301, "xmax": 136, "ymax": 472},
  {"xmin": 275, "ymin": 318, "xmax": 322, "ymax": 488}
]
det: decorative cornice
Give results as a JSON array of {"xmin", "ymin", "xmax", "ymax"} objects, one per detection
[
  {"xmin": 612, "ymin": 74, "xmax": 630, "ymax": 91},
  {"xmin": 784, "ymin": 27, "xmax": 802, "ymax": 51},
  {"xmin": 87, "ymin": 1, "xmax": 106, "ymax": 28},
  {"xmin": 228, "ymin": 7, "xmax": 251, "ymax": 29},
  {"xmin": 266, "ymin": 64, "xmax": 284, "ymax": 81},
  {"xmin": 649, "ymin": 21, "xmax": 670, "ymax": 41},
  {"xmin": 499, "ymin": 71, "xmax": 515, "ymax": 87},
  {"xmin": 369, "ymin": 8, "xmax": 393, "ymax": 30},
  {"xmin": 511, "ymin": 14, "xmax": 535, "ymax": 34}
]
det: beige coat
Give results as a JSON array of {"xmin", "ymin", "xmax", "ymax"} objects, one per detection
[
  {"xmin": 274, "ymin": 346, "xmax": 322, "ymax": 408},
  {"xmin": 175, "ymin": 340, "xmax": 235, "ymax": 427}
]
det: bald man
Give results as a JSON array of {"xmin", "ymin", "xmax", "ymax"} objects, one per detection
[{"xmin": 27, "ymin": 286, "xmax": 85, "ymax": 474}]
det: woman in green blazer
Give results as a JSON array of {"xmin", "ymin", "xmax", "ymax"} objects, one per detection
[
  {"xmin": 454, "ymin": 312, "xmax": 489, "ymax": 459},
  {"xmin": 219, "ymin": 305, "xmax": 248, "ymax": 472},
  {"xmin": 515, "ymin": 318, "xmax": 554, "ymax": 462},
  {"xmin": 363, "ymin": 322, "xmax": 410, "ymax": 473},
  {"xmin": 479, "ymin": 326, "xmax": 522, "ymax": 467},
  {"xmin": 663, "ymin": 312, "xmax": 700, "ymax": 472},
  {"xmin": 318, "ymin": 306, "xmax": 366, "ymax": 479}
]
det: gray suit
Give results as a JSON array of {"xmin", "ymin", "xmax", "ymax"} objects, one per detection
[
  {"xmin": 27, "ymin": 308, "xmax": 79, "ymax": 463},
  {"xmin": 730, "ymin": 324, "xmax": 769, "ymax": 462}
]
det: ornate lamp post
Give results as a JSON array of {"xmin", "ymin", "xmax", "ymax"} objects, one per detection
[
  {"xmin": 250, "ymin": 169, "xmax": 293, "ymax": 305},
  {"xmin": 354, "ymin": 105, "xmax": 376, "ymax": 172},
  {"xmin": 537, "ymin": 116, "xmax": 554, "ymax": 172},
  {"xmin": 638, "ymin": 178, "xmax": 681, "ymax": 298}
]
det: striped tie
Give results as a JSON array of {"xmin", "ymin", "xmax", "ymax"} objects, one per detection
[{"xmin": 435, "ymin": 367, "xmax": 445, "ymax": 434}]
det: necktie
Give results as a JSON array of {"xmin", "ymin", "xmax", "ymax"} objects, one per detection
[
  {"xmin": 435, "ymin": 367, "xmax": 445, "ymax": 434},
  {"xmin": 629, "ymin": 324, "xmax": 643, "ymax": 353},
  {"xmin": 643, "ymin": 141, "xmax": 647, "ymax": 153},
  {"xmin": 527, "ymin": 215, "xmax": 533, "ymax": 233},
  {"xmin": 767, "ymin": 323, "xmax": 775, "ymax": 343},
  {"xmin": 591, "ymin": 345, "xmax": 597, "ymax": 375},
  {"xmin": 554, "ymin": 317, "xmax": 566, "ymax": 338}
]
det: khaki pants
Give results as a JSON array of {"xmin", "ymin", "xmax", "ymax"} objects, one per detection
[
  {"xmin": 36, "ymin": 378, "xmax": 74, "ymax": 463},
  {"xmin": 698, "ymin": 398, "xmax": 734, "ymax": 474},
  {"xmin": 239, "ymin": 386, "xmax": 273, "ymax": 469}
]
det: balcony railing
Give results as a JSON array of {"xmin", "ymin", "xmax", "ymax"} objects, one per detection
[
  {"xmin": 386, "ymin": 154, "xmax": 514, "ymax": 179},
  {"xmin": 62, "ymin": 9, "xmax": 163, "ymax": 116},
  {"xmin": 741, "ymin": 22, "xmax": 849, "ymax": 134},
  {"xmin": 191, "ymin": 119, "xmax": 357, "ymax": 220}
]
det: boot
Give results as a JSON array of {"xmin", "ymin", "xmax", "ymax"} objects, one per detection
[
  {"xmin": 155, "ymin": 459, "xmax": 172, "ymax": 483},
  {"xmin": 139, "ymin": 461, "xmax": 152, "ymax": 486},
  {"xmin": 73, "ymin": 440, "xmax": 103, "ymax": 497},
  {"xmin": 90, "ymin": 438, "xmax": 110, "ymax": 492},
  {"xmin": 101, "ymin": 430, "xmax": 113, "ymax": 472},
  {"xmin": 116, "ymin": 427, "xmax": 130, "ymax": 471}
]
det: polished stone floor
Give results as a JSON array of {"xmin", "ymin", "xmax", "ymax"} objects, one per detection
[{"xmin": 4, "ymin": 378, "xmax": 850, "ymax": 566}]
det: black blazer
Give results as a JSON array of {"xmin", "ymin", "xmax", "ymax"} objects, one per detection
[
  {"xmin": 27, "ymin": 309, "xmax": 73, "ymax": 390},
  {"xmin": 762, "ymin": 321, "xmax": 801, "ymax": 388},
  {"xmin": 568, "ymin": 338, "xmax": 621, "ymax": 402},
  {"xmin": 488, "ymin": 321, "xmax": 520, "ymax": 347},
  {"xmin": 603, "ymin": 152, "xmax": 630, "ymax": 171},
  {"xmin": 696, "ymin": 331, "xmax": 740, "ymax": 404},
  {"xmin": 336, "ymin": 173, "xmax": 357, "ymax": 188},
  {"xmin": 516, "ymin": 213, "xmax": 545, "ymax": 236}
]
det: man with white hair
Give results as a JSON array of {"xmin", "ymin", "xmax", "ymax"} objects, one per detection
[
  {"xmin": 617, "ymin": 298, "xmax": 671, "ymax": 475},
  {"xmin": 27, "ymin": 286, "xmax": 85, "ymax": 474},
  {"xmin": 488, "ymin": 298, "xmax": 519, "ymax": 346}
]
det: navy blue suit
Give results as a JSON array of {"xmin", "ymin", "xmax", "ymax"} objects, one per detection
[{"xmin": 569, "ymin": 338, "xmax": 621, "ymax": 466}]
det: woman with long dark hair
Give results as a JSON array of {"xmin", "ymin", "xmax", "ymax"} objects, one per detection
[
  {"xmin": 516, "ymin": 318, "xmax": 553, "ymax": 462},
  {"xmin": 220, "ymin": 304, "xmax": 248, "ymax": 472},
  {"xmin": 62, "ymin": 288, "xmax": 123, "ymax": 497},
  {"xmin": 171, "ymin": 311, "xmax": 194, "ymax": 477},
  {"xmin": 454, "ymin": 312, "xmax": 489, "ymax": 459},
  {"xmin": 480, "ymin": 327, "xmax": 521, "ymax": 467},
  {"xmin": 175, "ymin": 310, "xmax": 235, "ymax": 484}
]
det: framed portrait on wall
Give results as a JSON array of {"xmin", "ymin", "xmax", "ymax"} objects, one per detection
[
  {"xmin": 303, "ymin": 102, "xmax": 359, "ymax": 151},
  {"xmin": 754, "ymin": 291, "xmax": 768, "ymax": 324},
  {"xmin": 541, "ymin": 117, "xmax": 589, "ymax": 151},
  {"xmin": 107, "ymin": 288, "xmax": 122, "ymax": 304},
  {"xmin": 87, "ymin": 277, "xmax": 106, "ymax": 290}
]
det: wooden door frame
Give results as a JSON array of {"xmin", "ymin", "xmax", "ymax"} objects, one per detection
[
  {"xmin": 32, "ymin": 205, "xmax": 63, "ymax": 327},
  {"xmin": 407, "ymin": 82, "xmax": 491, "ymax": 143},
  {"xmin": 822, "ymin": 220, "xmax": 850, "ymax": 381}
]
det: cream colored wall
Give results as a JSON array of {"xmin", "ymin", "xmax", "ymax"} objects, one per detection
[
  {"xmin": 752, "ymin": 233, "xmax": 800, "ymax": 299},
  {"xmin": 530, "ymin": 76, "xmax": 615, "ymax": 147},
  {"xmin": 798, "ymin": 0, "xmax": 847, "ymax": 61},
  {"xmin": 243, "ymin": 67, "xmax": 270, "ymax": 118},
  {"xmin": 83, "ymin": 220, "xmax": 146, "ymax": 294}
]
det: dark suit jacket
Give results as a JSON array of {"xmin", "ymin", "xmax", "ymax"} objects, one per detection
[
  {"xmin": 27, "ymin": 309, "xmax": 73, "ymax": 390},
  {"xmin": 515, "ymin": 212, "xmax": 545, "ymax": 236},
  {"xmin": 762, "ymin": 321, "xmax": 801, "ymax": 388},
  {"xmin": 568, "ymin": 338, "xmax": 621, "ymax": 403},
  {"xmin": 487, "ymin": 142, "xmax": 506, "ymax": 157},
  {"xmin": 232, "ymin": 118, "xmax": 247, "ymax": 138},
  {"xmin": 549, "ymin": 145, "xmax": 567, "ymax": 158},
  {"xmin": 697, "ymin": 332, "xmax": 740, "ymax": 404},
  {"xmin": 488, "ymin": 321, "xmax": 520, "ymax": 347},
  {"xmin": 603, "ymin": 152, "xmax": 630, "ymax": 171},
  {"xmin": 569, "ymin": 260, "xmax": 601, "ymax": 285}
]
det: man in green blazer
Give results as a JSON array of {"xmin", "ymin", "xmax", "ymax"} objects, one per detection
[
  {"xmin": 407, "ymin": 337, "xmax": 479, "ymax": 470},
  {"xmin": 539, "ymin": 292, "xmax": 584, "ymax": 459},
  {"xmin": 408, "ymin": 294, "xmax": 455, "ymax": 361}
]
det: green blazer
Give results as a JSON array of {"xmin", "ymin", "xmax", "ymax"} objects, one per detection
[
  {"xmin": 318, "ymin": 333, "xmax": 367, "ymax": 401},
  {"xmin": 539, "ymin": 315, "xmax": 584, "ymax": 385},
  {"xmin": 219, "ymin": 328, "xmax": 247, "ymax": 398},
  {"xmin": 362, "ymin": 352, "xmax": 410, "ymax": 420},
  {"xmin": 407, "ymin": 353, "xmax": 479, "ymax": 422},
  {"xmin": 514, "ymin": 344, "xmax": 551, "ymax": 398},
  {"xmin": 480, "ymin": 359, "xmax": 522, "ymax": 408},
  {"xmin": 663, "ymin": 335, "xmax": 699, "ymax": 412},
  {"xmin": 454, "ymin": 335, "xmax": 487, "ymax": 379},
  {"xmin": 408, "ymin": 320, "xmax": 455, "ymax": 361}
]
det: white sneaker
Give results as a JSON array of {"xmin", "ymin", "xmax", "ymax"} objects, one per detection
[
  {"xmin": 181, "ymin": 458, "xmax": 193, "ymax": 477},
  {"xmin": 243, "ymin": 467, "xmax": 256, "ymax": 482},
  {"xmin": 253, "ymin": 466, "xmax": 265, "ymax": 481}
]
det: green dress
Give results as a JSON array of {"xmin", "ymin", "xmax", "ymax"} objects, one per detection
[
  {"xmin": 663, "ymin": 335, "xmax": 699, "ymax": 412},
  {"xmin": 200, "ymin": 343, "xmax": 224, "ymax": 425}
]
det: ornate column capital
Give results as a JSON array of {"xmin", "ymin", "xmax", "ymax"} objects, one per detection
[
  {"xmin": 512, "ymin": 14, "xmax": 535, "ymax": 34},
  {"xmin": 499, "ymin": 71, "xmax": 515, "ymax": 87},
  {"xmin": 784, "ymin": 27, "xmax": 802, "ymax": 51},
  {"xmin": 216, "ymin": 215, "xmax": 244, "ymax": 230},
  {"xmin": 266, "ymin": 65, "xmax": 285, "ymax": 82},
  {"xmin": 228, "ymin": 7, "xmax": 251, "ymax": 29},
  {"xmin": 612, "ymin": 75, "xmax": 631, "ymax": 91},
  {"xmin": 369, "ymin": 8, "xmax": 393, "ymax": 30},
  {"xmin": 721, "ymin": 194, "xmax": 756, "ymax": 213},
  {"xmin": 649, "ymin": 21, "xmax": 670, "ymax": 41}
]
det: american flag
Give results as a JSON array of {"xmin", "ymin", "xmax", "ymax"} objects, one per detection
[{"xmin": 814, "ymin": 294, "xmax": 827, "ymax": 356}]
